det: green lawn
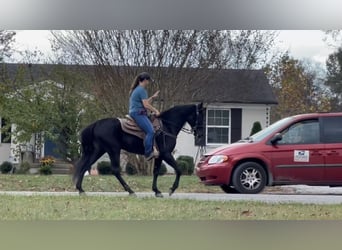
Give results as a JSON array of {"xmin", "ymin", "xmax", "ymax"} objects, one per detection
[
  {"xmin": 1, "ymin": 194, "xmax": 342, "ymax": 220},
  {"xmin": 0, "ymin": 174, "xmax": 221, "ymax": 193}
]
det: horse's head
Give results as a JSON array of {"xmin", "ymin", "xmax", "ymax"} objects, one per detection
[{"xmin": 187, "ymin": 103, "xmax": 204, "ymax": 140}]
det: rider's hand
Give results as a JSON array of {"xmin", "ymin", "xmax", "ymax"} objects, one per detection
[
  {"xmin": 154, "ymin": 110, "xmax": 160, "ymax": 117},
  {"xmin": 152, "ymin": 90, "xmax": 160, "ymax": 99}
]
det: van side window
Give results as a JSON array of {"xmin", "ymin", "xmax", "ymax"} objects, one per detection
[
  {"xmin": 278, "ymin": 119, "xmax": 319, "ymax": 145},
  {"xmin": 321, "ymin": 116, "xmax": 342, "ymax": 143}
]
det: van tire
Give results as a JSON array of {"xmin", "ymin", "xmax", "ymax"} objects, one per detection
[{"xmin": 232, "ymin": 162, "xmax": 267, "ymax": 194}]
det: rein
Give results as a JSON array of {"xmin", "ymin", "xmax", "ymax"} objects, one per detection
[{"xmin": 155, "ymin": 104, "xmax": 202, "ymax": 138}]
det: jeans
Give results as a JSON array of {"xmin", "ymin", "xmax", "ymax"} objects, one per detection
[{"xmin": 129, "ymin": 111, "xmax": 154, "ymax": 157}]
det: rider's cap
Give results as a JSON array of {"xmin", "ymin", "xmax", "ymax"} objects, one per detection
[{"xmin": 139, "ymin": 72, "xmax": 155, "ymax": 83}]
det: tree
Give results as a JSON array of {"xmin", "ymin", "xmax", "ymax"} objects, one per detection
[
  {"xmin": 0, "ymin": 31, "xmax": 16, "ymax": 106},
  {"xmin": 325, "ymin": 47, "xmax": 342, "ymax": 111},
  {"xmin": 0, "ymin": 30, "xmax": 16, "ymax": 62},
  {"xmin": 324, "ymin": 30, "xmax": 342, "ymax": 48},
  {"xmin": 250, "ymin": 121, "xmax": 262, "ymax": 136},
  {"xmin": 51, "ymin": 30, "xmax": 279, "ymax": 114},
  {"xmin": 0, "ymin": 64, "xmax": 101, "ymax": 163},
  {"xmin": 266, "ymin": 54, "xmax": 332, "ymax": 122}
]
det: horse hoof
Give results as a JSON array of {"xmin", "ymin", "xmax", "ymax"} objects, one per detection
[
  {"xmin": 79, "ymin": 191, "xmax": 86, "ymax": 196},
  {"xmin": 169, "ymin": 189, "xmax": 174, "ymax": 196},
  {"xmin": 155, "ymin": 193, "xmax": 163, "ymax": 198},
  {"xmin": 129, "ymin": 192, "xmax": 137, "ymax": 197}
]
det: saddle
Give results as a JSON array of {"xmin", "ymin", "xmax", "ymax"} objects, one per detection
[{"xmin": 119, "ymin": 115, "xmax": 162, "ymax": 140}]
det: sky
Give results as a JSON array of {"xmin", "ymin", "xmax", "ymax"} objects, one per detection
[{"xmin": 10, "ymin": 30, "xmax": 338, "ymax": 68}]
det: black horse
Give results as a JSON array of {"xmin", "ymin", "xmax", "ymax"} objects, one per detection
[{"xmin": 73, "ymin": 103, "xmax": 204, "ymax": 197}]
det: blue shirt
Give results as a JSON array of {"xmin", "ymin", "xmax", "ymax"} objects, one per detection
[{"xmin": 129, "ymin": 85, "xmax": 148, "ymax": 113}]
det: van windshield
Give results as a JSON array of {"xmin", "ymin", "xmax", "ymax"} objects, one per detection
[{"xmin": 248, "ymin": 117, "xmax": 293, "ymax": 142}]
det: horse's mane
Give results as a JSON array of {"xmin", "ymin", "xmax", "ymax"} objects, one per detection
[{"xmin": 159, "ymin": 104, "xmax": 194, "ymax": 119}]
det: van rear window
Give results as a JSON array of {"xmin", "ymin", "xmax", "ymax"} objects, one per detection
[{"xmin": 321, "ymin": 116, "xmax": 342, "ymax": 143}]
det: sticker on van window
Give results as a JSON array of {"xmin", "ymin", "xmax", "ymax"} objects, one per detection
[{"xmin": 294, "ymin": 150, "xmax": 309, "ymax": 162}]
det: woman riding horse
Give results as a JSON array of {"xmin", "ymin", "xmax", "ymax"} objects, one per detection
[
  {"xmin": 129, "ymin": 72, "xmax": 160, "ymax": 161},
  {"xmin": 73, "ymin": 84, "xmax": 203, "ymax": 197}
]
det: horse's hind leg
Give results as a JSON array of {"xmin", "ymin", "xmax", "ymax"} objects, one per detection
[
  {"xmin": 107, "ymin": 151, "xmax": 136, "ymax": 196},
  {"xmin": 162, "ymin": 153, "xmax": 181, "ymax": 196},
  {"xmin": 74, "ymin": 148, "xmax": 104, "ymax": 194}
]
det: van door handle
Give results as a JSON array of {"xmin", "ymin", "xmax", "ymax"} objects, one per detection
[
  {"xmin": 326, "ymin": 151, "xmax": 339, "ymax": 156},
  {"xmin": 311, "ymin": 151, "xmax": 323, "ymax": 156}
]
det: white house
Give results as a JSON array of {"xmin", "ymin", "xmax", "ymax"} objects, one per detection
[{"xmin": 173, "ymin": 69, "xmax": 277, "ymax": 162}]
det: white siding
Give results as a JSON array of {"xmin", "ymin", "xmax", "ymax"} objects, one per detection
[
  {"xmin": 174, "ymin": 126, "xmax": 199, "ymax": 161},
  {"xmin": 0, "ymin": 143, "xmax": 11, "ymax": 164},
  {"xmin": 241, "ymin": 105, "xmax": 270, "ymax": 139},
  {"xmin": 0, "ymin": 117, "xmax": 12, "ymax": 164},
  {"xmin": 174, "ymin": 103, "xmax": 271, "ymax": 163}
]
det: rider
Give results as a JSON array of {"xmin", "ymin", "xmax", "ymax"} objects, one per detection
[{"xmin": 129, "ymin": 72, "xmax": 160, "ymax": 161}]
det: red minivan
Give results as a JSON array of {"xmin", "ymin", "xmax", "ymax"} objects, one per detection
[{"xmin": 195, "ymin": 112, "xmax": 342, "ymax": 194}]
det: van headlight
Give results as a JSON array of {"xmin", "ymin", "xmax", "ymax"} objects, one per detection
[{"xmin": 208, "ymin": 155, "xmax": 229, "ymax": 165}]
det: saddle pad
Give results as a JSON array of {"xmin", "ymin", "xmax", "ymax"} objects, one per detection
[{"xmin": 119, "ymin": 117, "xmax": 161, "ymax": 140}]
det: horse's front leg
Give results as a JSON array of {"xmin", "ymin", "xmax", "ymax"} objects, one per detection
[
  {"xmin": 163, "ymin": 153, "xmax": 181, "ymax": 196},
  {"xmin": 152, "ymin": 158, "xmax": 163, "ymax": 197}
]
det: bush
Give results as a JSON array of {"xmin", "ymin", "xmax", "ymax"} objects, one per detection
[
  {"xmin": 0, "ymin": 161, "xmax": 13, "ymax": 174},
  {"xmin": 39, "ymin": 165, "xmax": 52, "ymax": 175},
  {"xmin": 250, "ymin": 121, "xmax": 262, "ymax": 136},
  {"xmin": 97, "ymin": 161, "xmax": 113, "ymax": 175},
  {"xmin": 158, "ymin": 163, "xmax": 167, "ymax": 176},
  {"xmin": 176, "ymin": 155, "xmax": 195, "ymax": 175},
  {"xmin": 125, "ymin": 162, "xmax": 138, "ymax": 175},
  {"xmin": 16, "ymin": 161, "xmax": 31, "ymax": 174},
  {"xmin": 176, "ymin": 160, "xmax": 188, "ymax": 175}
]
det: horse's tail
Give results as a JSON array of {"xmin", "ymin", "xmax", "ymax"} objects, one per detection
[{"xmin": 72, "ymin": 122, "xmax": 96, "ymax": 184}]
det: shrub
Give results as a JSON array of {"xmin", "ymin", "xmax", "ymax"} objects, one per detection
[
  {"xmin": 39, "ymin": 156, "xmax": 54, "ymax": 175},
  {"xmin": 39, "ymin": 156, "xmax": 55, "ymax": 166},
  {"xmin": 0, "ymin": 161, "xmax": 13, "ymax": 174},
  {"xmin": 39, "ymin": 165, "xmax": 52, "ymax": 175},
  {"xmin": 97, "ymin": 161, "xmax": 112, "ymax": 175},
  {"xmin": 158, "ymin": 163, "xmax": 167, "ymax": 176},
  {"xmin": 176, "ymin": 160, "xmax": 188, "ymax": 175},
  {"xmin": 250, "ymin": 121, "xmax": 262, "ymax": 136},
  {"xmin": 16, "ymin": 161, "xmax": 31, "ymax": 174},
  {"xmin": 176, "ymin": 155, "xmax": 195, "ymax": 175},
  {"xmin": 125, "ymin": 162, "xmax": 138, "ymax": 175}
]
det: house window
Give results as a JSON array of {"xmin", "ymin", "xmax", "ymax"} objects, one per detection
[
  {"xmin": 1, "ymin": 118, "xmax": 11, "ymax": 143},
  {"xmin": 206, "ymin": 108, "xmax": 230, "ymax": 144}
]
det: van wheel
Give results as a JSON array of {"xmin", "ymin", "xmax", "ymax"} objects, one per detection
[
  {"xmin": 220, "ymin": 184, "xmax": 239, "ymax": 193},
  {"xmin": 232, "ymin": 162, "xmax": 266, "ymax": 194}
]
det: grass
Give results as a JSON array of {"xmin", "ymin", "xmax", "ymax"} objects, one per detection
[
  {"xmin": 1, "ymin": 174, "xmax": 342, "ymax": 220},
  {"xmin": 1, "ymin": 194, "xmax": 342, "ymax": 220},
  {"xmin": 0, "ymin": 174, "xmax": 222, "ymax": 193}
]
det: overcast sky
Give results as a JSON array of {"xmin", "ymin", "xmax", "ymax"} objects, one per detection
[{"xmin": 10, "ymin": 30, "xmax": 337, "ymax": 68}]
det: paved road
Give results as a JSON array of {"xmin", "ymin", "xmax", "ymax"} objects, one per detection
[{"xmin": 2, "ymin": 185, "xmax": 342, "ymax": 204}]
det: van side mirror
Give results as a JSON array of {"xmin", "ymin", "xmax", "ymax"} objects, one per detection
[{"xmin": 270, "ymin": 133, "xmax": 282, "ymax": 145}]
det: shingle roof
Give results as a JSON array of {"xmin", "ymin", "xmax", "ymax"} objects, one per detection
[{"xmin": 188, "ymin": 69, "xmax": 278, "ymax": 105}]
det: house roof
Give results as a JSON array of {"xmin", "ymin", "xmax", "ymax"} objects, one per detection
[
  {"xmin": 188, "ymin": 69, "xmax": 278, "ymax": 105},
  {"xmin": 1, "ymin": 63, "xmax": 277, "ymax": 105}
]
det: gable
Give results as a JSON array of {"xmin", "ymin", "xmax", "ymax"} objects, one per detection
[{"xmin": 188, "ymin": 69, "xmax": 278, "ymax": 105}]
